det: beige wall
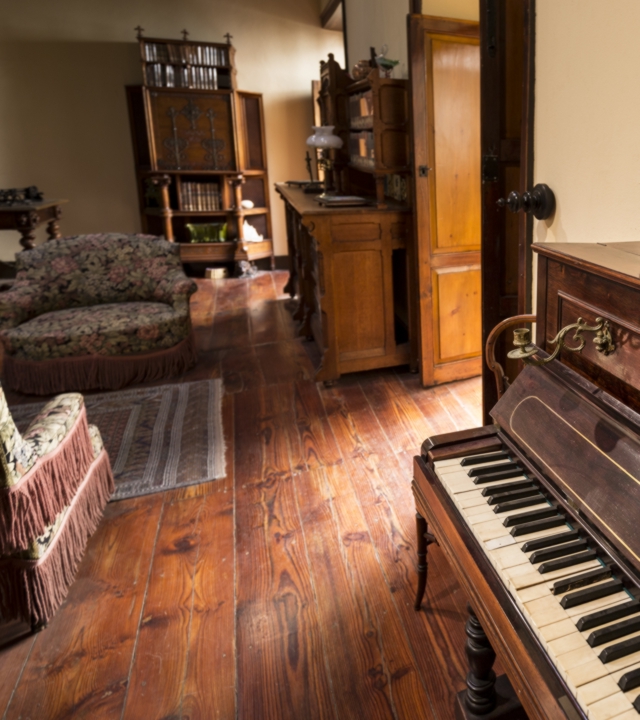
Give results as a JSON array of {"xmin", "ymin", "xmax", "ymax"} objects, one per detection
[
  {"xmin": 344, "ymin": 0, "xmax": 478, "ymax": 79},
  {"xmin": 0, "ymin": 0, "xmax": 344, "ymax": 261},
  {"xmin": 534, "ymin": 0, "xmax": 640, "ymax": 246}
]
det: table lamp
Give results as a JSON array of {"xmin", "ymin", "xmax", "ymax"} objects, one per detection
[{"xmin": 306, "ymin": 126, "xmax": 344, "ymax": 199}]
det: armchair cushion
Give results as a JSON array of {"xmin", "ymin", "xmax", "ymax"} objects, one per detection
[{"xmin": 2, "ymin": 302, "xmax": 189, "ymax": 361}]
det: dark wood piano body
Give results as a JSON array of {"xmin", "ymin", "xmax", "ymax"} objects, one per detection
[{"xmin": 413, "ymin": 242, "xmax": 640, "ymax": 720}]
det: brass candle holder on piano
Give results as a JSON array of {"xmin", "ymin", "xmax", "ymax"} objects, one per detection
[{"xmin": 507, "ymin": 317, "xmax": 615, "ymax": 366}]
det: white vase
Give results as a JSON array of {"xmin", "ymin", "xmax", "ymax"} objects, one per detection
[{"xmin": 306, "ymin": 125, "xmax": 343, "ymax": 150}]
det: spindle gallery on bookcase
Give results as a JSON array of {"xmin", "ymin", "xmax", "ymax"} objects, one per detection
[{"xmin": 126, "ymin": 27, "xmax": 274, "ymax": 269}]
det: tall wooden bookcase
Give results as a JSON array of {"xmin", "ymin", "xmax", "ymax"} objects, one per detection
[{"xmin": 126, "ymin": 31, "xmax": 274, "ymax": 269}]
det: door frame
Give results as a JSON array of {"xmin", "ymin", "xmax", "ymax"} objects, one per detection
[{"xmin": 480, "ymin": 0, "xmax": 536, "ymax": 421}]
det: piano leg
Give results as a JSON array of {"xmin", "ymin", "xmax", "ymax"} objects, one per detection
[
  {"xmin": 414, "ymin": 513, "xmax": 437, "ymax": 610},
  {"xmin": 456, "ymin": 604, "xmax": 527, "ymax": 720}
]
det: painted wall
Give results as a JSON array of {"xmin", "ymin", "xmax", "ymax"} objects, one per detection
[
  {"xmin": 534, "ymin": 0, "xmax": 640, "ymax": 246},
  {"xmin": 0, "ymin": 0, "xmax": 344, "ymax": 261},
  {"xmin": 344, "ymin": 0, "xmax": 478, "ymax": 79}
]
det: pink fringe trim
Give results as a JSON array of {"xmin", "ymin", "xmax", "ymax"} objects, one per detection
[
  {"xmin": 3, "ymin": 331, "xmax": 197, "ymax": 395},
  {"xmin": 0, "ymin": 406, "xmax": 95, "ymax": 554},
  {"xmin": 0, "ymin": 449, "xmax": 114, "ymax": 627}
]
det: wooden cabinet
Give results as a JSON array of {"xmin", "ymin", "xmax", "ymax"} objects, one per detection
[
  {"xmin": 277, "ymin": 185, "xmax": 411, "ymax": 382},
  {"xmin": 347, "ymin": 69, "xmax": 411, "ymax": 207},
  {"xmin": 126, "ymin": 32, "xmax": 274, "ymax": 268}
]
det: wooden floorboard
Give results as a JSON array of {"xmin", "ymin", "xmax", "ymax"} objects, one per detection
[{"xmin": 0, "ymin": 270, "xmax": 483, "ymax": 720}]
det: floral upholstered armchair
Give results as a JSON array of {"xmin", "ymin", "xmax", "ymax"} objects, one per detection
[
  {"xmin": 0, "ymin": 384, "xmax": 113, "ymax": 630},
  {"xmin": 0, "ymin": 234, "xmax": 198, "ymax": 394}
]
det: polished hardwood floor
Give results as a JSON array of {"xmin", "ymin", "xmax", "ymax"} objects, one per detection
[{"xmin": 0, "ymin": 271, "xmax": 484, "ymax": 720}]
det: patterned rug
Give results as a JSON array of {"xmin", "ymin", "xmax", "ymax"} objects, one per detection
[{"xmin": 12, "ymin": 380, "xmax": 225, "ymax": 501}]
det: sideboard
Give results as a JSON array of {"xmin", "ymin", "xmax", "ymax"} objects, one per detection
[{"xmin": 276, "ymin": 184, "xmax": 413, "ymax": 383}]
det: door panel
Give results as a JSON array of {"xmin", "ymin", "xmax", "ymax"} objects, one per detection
[
  {"xmin": 432, "ymin": 39, "xmax": 481, "ymax": 253},
  {"xmin": 334, "ymin": 250, "xmax": 386, "ymax": 359},
  {"xmin": 433, "ymin": 265, "xmax": 482, "ymax": 361},
  {"xmin": 409, "ymin": 15, "xmax": 481, "ymax": 387}
]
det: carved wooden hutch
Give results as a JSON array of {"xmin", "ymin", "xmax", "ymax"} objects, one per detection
[{"xmin": 126, "ymin": 31, "xmax": 274, "ymax": 268}]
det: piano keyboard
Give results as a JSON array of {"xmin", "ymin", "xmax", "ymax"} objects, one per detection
[{"xmin": 435, "ymin": 450, "xmax": 640, "ymax": 720}]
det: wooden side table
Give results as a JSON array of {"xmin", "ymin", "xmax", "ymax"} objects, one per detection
[{"xmin": 0, "ymin": 199, "xmax": 68, "ymax": 250}]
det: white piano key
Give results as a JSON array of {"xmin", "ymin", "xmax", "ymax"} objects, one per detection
[
  {"xmin": 508, "ymin": 559, "xmax": 602, "ymax": 591},
  {"xmin": 607, "ymin": 711, "xmax": 639, "ymax": 720},
  {"xmin": 565, "ymin": 593, "xmax": 632, "ymax": 620},
  {"xmin": 540, "ymin": 618, "xmax": 581, "ymax": 643},
  {"xmin": 587, "ymin": 692, "xmax": 633, "ymax": 720},
  {"xmin": 458, "ymin": 493, "xmax": 490, "ymax": 509},
  {"xmin": 484, "ymin": 534, "xmax": 517, "ymax": 550},
  {"xmin": 475, "ymin": 518, "xmax": 519, "ymax": 542},
  {"xmin": 576, "ymin": 673, "xmax": 620, "ymax": 708}
]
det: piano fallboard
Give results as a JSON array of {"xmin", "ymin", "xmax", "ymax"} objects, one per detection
[{"xmin": 492, "ymin": 362, "xmax": 640, "ymax": 580}]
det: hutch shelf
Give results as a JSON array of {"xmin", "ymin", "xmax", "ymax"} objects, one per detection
[{"xmin": 126, "ymin": 30, "xmax": 274, "ymax": 269}]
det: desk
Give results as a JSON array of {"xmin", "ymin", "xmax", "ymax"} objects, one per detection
[
  {"xmin": 0, "ymin": 199, "xmax": 68, "ymax": 250},
  {"xmin": 276, "ymin": 184, "xmax": 413, "ymax": 383}
]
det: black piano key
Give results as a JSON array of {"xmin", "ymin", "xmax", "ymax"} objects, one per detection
[
  {"xmin": 503, "ymin": 505, "xmax": 557, "ymax": 527},
  {"xmin": 553, "ymin": 566, "xmax": 613, "ymax": 595},
  {"xmin": 538, "ymin": 549, "xmax": 597, "ymax": 574},
  {"xmin": 473, "ymin": 467, "xmax": 525, "ymax": 484},
  {"xmin": 461, "ymin": 451, "xmax": 510, "ymax": 467},
  {"xmin": 587, "ymin": 615, "xmax": 640, "ymax": 647},
  {"xmin": 510, "ymin": 516, "xmax": 567, "ymax": 537},
  {"xmin": 577, "ymin": 599, "xmax": 640, "ymax": 632},
  {"xmin": 486, "ymin": 487, "xmax": 541, "ymax": 505},
  {"xmin": 619, "ymin": 666, "xmax": 640, "ymax": 692},
  {"xmin": 521, "ymin": 530, "xmax": 581, "ymax": 553},
  {"xmin": 598, "ymin": 630, "xmax": 640, "ymax": 663},
  {"xmin": 633, "ymin": 694, "xmax": 640, "ymax": 714},
  {"xmin": 494, "ymin": 495, "xmax": 547, "ymax": 514},
  {"xmin": 561, "ymin": 579, "xmax": 623, "ymax": 609},
  {"xmin": 468, "ymin": 462, "xmax": 520, "ymax": 478},
  {"xmin": 481, "ymin": 480, "xmax": 536, "ymax": 496},
  {"xmin": 529, "ymin": 539, "xmax": 588, "ymax": 564}
]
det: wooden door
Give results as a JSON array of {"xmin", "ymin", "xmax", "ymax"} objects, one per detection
[
  {"xmin": 480, "ymin": 0, "xmax": 535, "ymax": 422},
  {"xmin": 409, "ymin": 16, "xmax": 482, "ymax": 387}
]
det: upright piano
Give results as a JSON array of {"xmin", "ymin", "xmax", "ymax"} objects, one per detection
[{"xmin": 413, "ymin": 241, "xmax": 640, "ymax": 720}]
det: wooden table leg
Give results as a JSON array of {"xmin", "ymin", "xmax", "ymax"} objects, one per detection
[
  {"xmin": 414, "ymin": 512, "xmax": 437, "ymax": 610},
  {"xmin": 456, "ymin": 604, "xmax": 527, "ymax": 719},
  {"xmin": 46, "ymin": 205, "xmax": 63, "ymax": 240},
  {"xmin": 17, "ymin": 211, "xmax": 39, "ymax": 250}
]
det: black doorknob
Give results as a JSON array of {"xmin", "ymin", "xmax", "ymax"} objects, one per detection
[{"xmin": 497, "ymin": 183, "xmax": 555, "ymax": 220}]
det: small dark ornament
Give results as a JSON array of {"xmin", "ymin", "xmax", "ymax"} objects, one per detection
[{"xmin": 0, "ymin": 186, "xmax": 44, "ymax": 206}]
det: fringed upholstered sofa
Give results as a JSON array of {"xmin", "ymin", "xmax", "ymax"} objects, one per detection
[
  {"xmin": 0, "ymin": 385, "xmax": 113, "ymax": 630},
  {"xmin": 0, "ymin": 234, "xmax": 198, "ymax": 395}
]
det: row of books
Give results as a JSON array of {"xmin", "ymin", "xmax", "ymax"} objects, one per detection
[
  {"xmin": 349, "ymin": 131, "xmax": 375, "ymax": 161},
  {"xmin": 145, "ymin": 64, "xmax": 231, "ymax": 90},
  {"xmin": 143, "ymin": 42, "xmax": 229, "ymax": 67},
  {"xmin": 181, "ymin": 182, "xmax": 222, "ymax": 211},
  {"xmin": 349, "ymin": 91, "xmax": 374, "ymax": 129}
]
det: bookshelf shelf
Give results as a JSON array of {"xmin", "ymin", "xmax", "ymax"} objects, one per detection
[{"xmin": 126, "ymin": 31, "xmax": 274, "ymax": 269}]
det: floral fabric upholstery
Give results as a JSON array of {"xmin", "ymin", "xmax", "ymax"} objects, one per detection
[
  {"xmin": 3, "ymin": 303, "xmax": 188, "ymax": 361},
  {"xmin": 0, "ymin": 234, "xmax": 196, "ymax": 366},
  {"xmin": 0, "ymin": 391, "xmax": 85, "ymax": 489},
  {"xmin": 0, "ymin": 385, "xmax": 36, "ymax": 487},
  {"xmin": 88, "ymin": 424, "xmax": 103, "ymax": 459},
  {"xmin": 22, "ymin": 393, "xmax": 84, "ymax": 459}
]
